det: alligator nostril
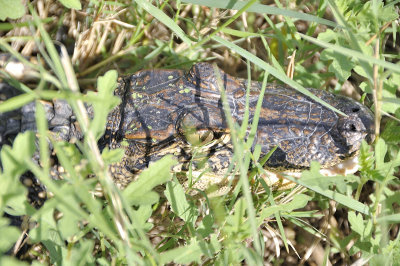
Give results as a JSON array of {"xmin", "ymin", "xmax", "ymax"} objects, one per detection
[
  {"xmin": 349, "ymin": 123, "xmax": 357, "ymax": 132},
  {"xmin": 352, "ymin": 107, "xmax": 360, "ymax": 113}
]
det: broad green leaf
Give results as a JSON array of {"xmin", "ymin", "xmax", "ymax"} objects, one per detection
[
  {"xmin": 363, "ymin": 219, "xmax": 373, "ymax": 241},
  {"xmin": 160, "ymin": 236, "xmax": 221, "ymax": 264},
  {"xmin": 130, "ymin": 205, "xmax": 154, "ymax": 231},
  {"xmin": 58, "ymin": 0, "xmax": 82, "ymax": 10},
  {"xmin": 320, "ymin": 50, "xmax": 355, "ymax": 81},
  {"xmin": 62, "ymin": 240, "xmax": 95, "ymax": 265},
  {"xmin": 375, "ymin": 138, "xmax": 387, "ymax": 169},
  {"xmin": 0, "ymin": 136, "xmax": 34, "ymax": 217},
  {"xmin": 56, "ymin": 141, "xmax": 84, "ymax": 167},
  {"xmin": 160, "ymin": 239, "xmax": 202, "ymax": 264},
  {"xmin": 359, "ymin": 140, "xmax": 374, "ymax": 172},
  {"xmin": 51, "ymin": 141, "xmax": 81, "ymax": 183},
  {"xmin": 318, "ymin": 29, "xmax": 338, "ymax": 43},
  {"xmin": 42, "ymin": 239, "xmax": 67, "ymax": 265},
  {"xmin": 354, "ymin": 0, "xmax": 399, "ymax": 30},
  {"xmin": 299, "ymin": 162, "xmax": 329, "ymax": 188},
  {"xmin": 381, "ymin": 122, "xmax": 400, "ymax": 144},
  {"xmin": 0, "ymin": 218, "xmax": 20, "ymax": 253},
  {"xmin": 348, "ymin": 211, "xmax": 365, "ymax": 236},
  {"xmin": 89, "ymin": 70, "xmax": 120, "ymax": 140},
  {"xmin": 9, "ymin": 132, "xmax": 36, "ymax": 162},
  {"xmin": 0, "ymin": 0, "xmax": 25, "ymax": 20},
  {"xmin": 101, "ymin": 147, "xmax": 125, "ymax": 164},
  {"xmin": 196, "ymin": 214, "xmax": 214, "ymax": 238},
  {"xmin": 58, "ymin": 214, "xmax": 81, "ymax": 240},
  {"xmin": 0, "ymin": 256, "xmax": 28, "ymax": 266},
  {"xmin": 29, "ymin": 205, "xmax": 60, "ymax": 243},
  {"xmin": 0, "ymin": 131, "xmax": 36, "ymax": 177},
  {"xmin": 57, "ymin": 193, "xmax": 84, "ymax": 239},
  {"xmin": 123, "ymin": 155, "xmax": 176, "ymax": 205},
  {"xmin": 259, "ymin": 194, "xmax": 311, "ymax": 220},
  {"xmin": 3, "ymin": 187, "xmax": 32, "ymax": 216},
  {"xmin": 380, "ymin": 84, "xmax": 399, "ymax": 114},
  {"xmin": 278, "ymin": 194, "xmax": 312, "ymax": 211},
  {"xmin": 125, "ymin": 191, "xmax": 159, "ymax": 206},
  {"xmin": 165, "ymin": 180, "xmax": 198, "ymax": 224},
  {"xmin": 348, "ymin": 211, "xmax": 372, "ymax": 241}
]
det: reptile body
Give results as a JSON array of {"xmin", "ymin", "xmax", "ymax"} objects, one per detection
[{"xmin": 0, "ymin": 62, "xmax": 375, "ymax": 195}]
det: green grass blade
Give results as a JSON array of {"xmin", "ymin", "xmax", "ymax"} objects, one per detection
[
  {"xmin": 182, "ymin": 0, "xmax": 337, "ymax": 28},
  {"xmin": 376, "ymin": 214, "xmax": 400, "ymax": 223},
  {"xmin": 283, "ymin": 174, "xmax": 370, "ymax": 215},
  {"xmin": 35, "ymin": 100, "xmax": 50, "ymax": 174},
  {"xmin": 0, "ymin": 18, "xmax": 52, "ymax": 30},
  {"xmin": 190, "ymin": 0, "xmax": 258, "ymax": 50},
  {"xmin": 30, "ymin": 7, "xmax": 69, "ymax": 90},
  {"xmin": 0, "ymin": 92, "xmax": 36, "ymax": 112},
  {"xmin": 212, "ymin": 35, "xmax": 346, "ymax": 116},
  {"xmin": 220, "ymin": 28, "xmax": 261, "ymax": 38},
  {"xmin": 299, "ymin": 33, "xmax": 400, "ymax": 74},
  {"xmin": 135, "ymin": 0, "xmax": 192, "ymax": 45},
  {"xmin": 213, "ymin": 64, "xmax": 262, "ymax": 257}
]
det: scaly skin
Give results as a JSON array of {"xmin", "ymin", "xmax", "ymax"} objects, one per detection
[
  {"xmin": 99, "ymin": 63, "xmax": 375, "ymax": 193},
  {"xmin": 0, "ymin": 63, "xmax": 375, "ymax": 195}
]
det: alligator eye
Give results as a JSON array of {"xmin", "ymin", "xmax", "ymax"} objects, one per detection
[{"xmin": 185, "ymin": 128, "xmax": 214, "ymax": 146}]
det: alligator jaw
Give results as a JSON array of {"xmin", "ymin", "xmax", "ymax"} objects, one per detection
[{"xmin": 262, "ymin": 156, "xmax": 360, "ymax": 190}]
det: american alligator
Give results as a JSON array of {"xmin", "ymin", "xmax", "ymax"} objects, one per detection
[{"xmin": 0, "ymin": 62, "xmax": 375, "ymax": 196}]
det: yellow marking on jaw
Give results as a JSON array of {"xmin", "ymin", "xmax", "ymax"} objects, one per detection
[{"xmin": 125, "ymin": 124, "xmax": 176, "ymax": 141}]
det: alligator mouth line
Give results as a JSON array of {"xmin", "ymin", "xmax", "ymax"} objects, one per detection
[
  {"xmin": 170, "ymin": 136, "xmax": 362, "ymax": 195},
  {"xmin": 175, "ymin": 155, "xmax": 361, "ymax": 197},
  {"xmin": 260, "ymin": 156, "xmax": 360, "ymax": 190}
]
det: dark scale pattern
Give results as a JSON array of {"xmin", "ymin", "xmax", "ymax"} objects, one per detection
[
  {"xmin": 1, "ymin": 63, "xmax": 375, "ymax": 193},
  {"xmin": 103, "ymin": 63, "xmax": 374, "ymax": 186}
]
